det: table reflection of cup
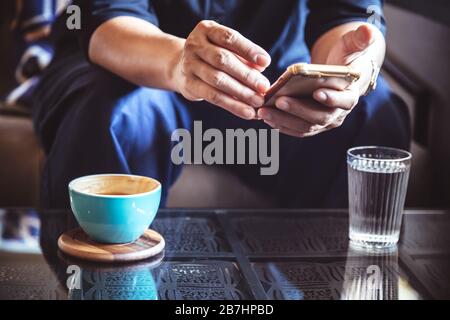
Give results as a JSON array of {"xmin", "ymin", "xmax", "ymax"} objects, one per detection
[
  {"xmin": 341, "ymin": 244, "xmax": 399, "ymax": 300},
  {"xmin": 61, "ymin": 253, "xmax": 163, "ymax": 300}
]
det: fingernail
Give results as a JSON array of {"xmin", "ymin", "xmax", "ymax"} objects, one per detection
[
  {"xmin": 256, "ymin": 79, "xmax": 270, "ymax": 93},
  {"xmin": 251, "ymin": 95, "xmax": 264, "ymax": 108},
  {"xmin": 315, "ymin": 91, "xmax": 327, "ymax": 102},
  {"xmin": 353, "ymin": 27, "xmax": 372, "ymax": 50},
  {"xmin": 357, "ymin": 25, "xmax": 371, "ymax": 43},
  {"xmin": 244, "ymin": 108, "xmax": 256, "ymax": 119},
  {"xmin": 277, "ymin": 100, "xmax": 289, "ymax": 111},
  {"xmin": 257, "ymin": 109, "xmax": 263, "ymax": 120},
  {"xmin": 255, "ymin": 54, "xmax": 270, "ymax": 67}
]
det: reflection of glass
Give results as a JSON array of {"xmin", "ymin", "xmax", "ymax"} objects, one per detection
[
  {"xmin": 342, "ymin": 244, "xmax": 399, "ymax": 300},
  {"xmin": 347, "ymin": 146, "xmax": 411, "ymax": 248},
  {"xmin": 61, "ymin": 253, "xmax": 163, "ymax": 300}
]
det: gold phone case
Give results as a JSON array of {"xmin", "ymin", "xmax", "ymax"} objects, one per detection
[{"xmin": 264, "ymin": 63, "xmax": 360, "ymax": 106}]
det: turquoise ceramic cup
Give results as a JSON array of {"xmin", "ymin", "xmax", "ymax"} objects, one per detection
[{"xmin": 68, "ymin": 174, "xmax": 161, "ymax": 244}]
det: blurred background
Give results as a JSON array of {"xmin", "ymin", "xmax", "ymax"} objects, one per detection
[{"xmin": 0, "ymin": 0, "xmax": 449, "ymax": 209}]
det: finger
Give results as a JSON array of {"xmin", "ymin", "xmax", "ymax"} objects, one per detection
[
  {"xmin": 325, "ymin": 116, "xmax": 345, "ymax": 130},
  {"xmin": 189, "ymin": 76, "xmax": 256, "ymax": 120},
  {"xmin": 279, "ymin": 126, "xmax": 329, "ymax": 138},
  {"xmin": 236, "ymin": 54, "xmax": 266, "ymax": 73},
  {"xmin": 257, "ymin": 107, "xmax": 323, "ymax": 134},
  {"xmin": 197, "ymin": 44, "xmax": 270, "ymax": 93},
  {"xmin": 312, "ymin": 88, "xmax": 359, "ymax": 110},
  {"xmin": 342, "ymin": 25, "xmax": 374, "ymax": 56},
  {"xmin": 275, "ymin": 96, "xmax": 341, "ymax": 126},
  {"xmin": 189, "ymin": 58, "xmax": 265, "ymax": 108},
  {"xmin": 205, "ymin": 22, "xmax": 271, "ymax": 68},
  {"xmin": 263, "ymin": 120, "xmax": 281, "ymax": 130},
  {"xmin": 264, "ymin": 120, "xmax": 328, "ymax": 138}
]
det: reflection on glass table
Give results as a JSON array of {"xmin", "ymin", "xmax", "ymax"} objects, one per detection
[{"xmin": 0, "ymin": 208, "xmax": 449, "ymax": 300}]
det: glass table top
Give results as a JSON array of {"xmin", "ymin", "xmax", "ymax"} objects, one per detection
[{"xmin": 0, "ymin": 208, "xmax": 449, "ymax": 300}]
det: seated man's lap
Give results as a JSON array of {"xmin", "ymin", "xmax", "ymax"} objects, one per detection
[{"xmin": 34, "ymin": 54, "xmax": 410, "ymax": 209}]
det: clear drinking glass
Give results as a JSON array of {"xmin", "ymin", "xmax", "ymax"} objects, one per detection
[{"xmin": 347, "ymin": 146, "xmax": 412, "ymax": 248}]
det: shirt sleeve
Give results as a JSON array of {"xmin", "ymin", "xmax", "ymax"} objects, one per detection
[
  {"xmin": 305, "ymin": 0, "xmax": 386, "ymax": 51},
  {"xmin": 74, "ymin": 0, "xmax": 159, "ymax": 59}
]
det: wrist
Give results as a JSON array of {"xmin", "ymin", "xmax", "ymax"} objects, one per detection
[{"xmin": 165, "ymin": 38, "xmax": 186, "ymax": 93}]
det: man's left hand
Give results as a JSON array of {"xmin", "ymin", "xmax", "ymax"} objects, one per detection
[{"xmin": 258, "ymin": 24, "xmax": 382, "ymax": 138}]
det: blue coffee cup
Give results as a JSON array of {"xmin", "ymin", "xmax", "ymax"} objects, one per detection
[{"xmin": 68, "ymin": 174, "xmax": 161, "ymax": 244}]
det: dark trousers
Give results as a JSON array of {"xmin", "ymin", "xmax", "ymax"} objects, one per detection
[{"xmin": 33, "ymin": 53, "xmax": 410, "ymax": 209}]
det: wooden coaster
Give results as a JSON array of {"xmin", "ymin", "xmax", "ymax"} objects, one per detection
[
  {"xmin": 58, "ymin": 250, "xmax": 165, "ymax": 271},
  {"xmin": 58, "ymin": 228, "xmax": 165, "ymax": 263}
]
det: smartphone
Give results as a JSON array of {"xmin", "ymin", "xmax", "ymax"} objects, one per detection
[{"xmin": 264, "ymin": 63, "xmax": 360, "ymax": 106}]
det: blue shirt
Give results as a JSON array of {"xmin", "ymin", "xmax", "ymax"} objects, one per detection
[{"xmin": 67, "ymin": 0, "xmax": 385, "ymax": 82}]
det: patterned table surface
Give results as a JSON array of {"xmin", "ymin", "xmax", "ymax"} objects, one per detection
[{"xmin": 0, "ymin": 208, "xmax": 449, "ymax": 300}]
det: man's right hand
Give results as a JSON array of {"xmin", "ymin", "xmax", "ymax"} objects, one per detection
[{"xmin": 172, "ymin": 20, "xmax": 271, "ymax": 120}]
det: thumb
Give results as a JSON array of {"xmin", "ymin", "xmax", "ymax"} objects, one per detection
[{"xmin": 342, "ymin": 25, "xmax": 374, "ymax": 56}]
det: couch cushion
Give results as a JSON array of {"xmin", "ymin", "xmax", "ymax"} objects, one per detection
[
  {"xmin": 0, "ymin": 116, "xmax": 43, "ymax": 206},
  {"xmin": 167, "ymin": 164, "xmax": 274, "ymax": 208}
]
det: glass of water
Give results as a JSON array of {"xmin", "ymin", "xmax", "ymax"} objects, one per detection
[{"xmin": 347, "ymin": 146, "xmax": 412, "ymax": 248}]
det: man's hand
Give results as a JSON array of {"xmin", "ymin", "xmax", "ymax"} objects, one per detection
[
  {"xmin": 258, "ymin": 23, "xmax": 385, "ymax": 137},
  {"xmin": 172, "ymin": 20, "xmax": 271, "ymax": 120},
  {"xmin": 89, "ymin": 17, "xmax": 270, "ymax": 120}
]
